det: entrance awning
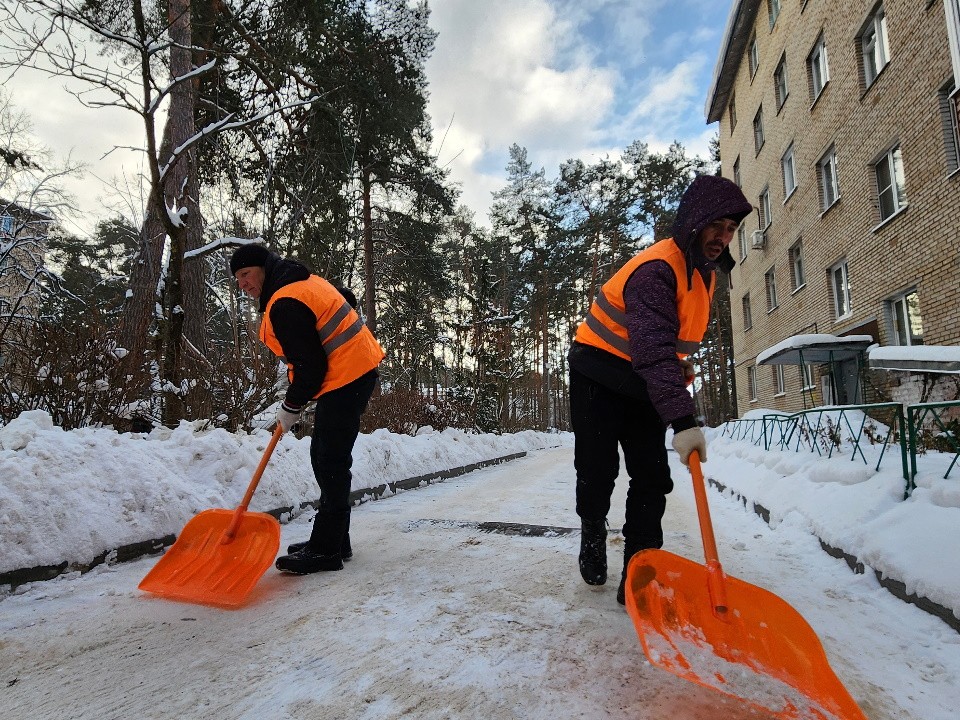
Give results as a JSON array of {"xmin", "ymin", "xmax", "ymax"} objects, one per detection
[
  {"xmin": 756, "ymin": 333, "xmax": 874, "ymax": 365},
  {"xmin": 867, "ymin": 345, "xmax": 960, "ymax": 374}
]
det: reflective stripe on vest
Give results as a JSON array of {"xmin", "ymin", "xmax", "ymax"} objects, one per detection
[
  {"xmin": 260, "ymin": 275, "xmax": 384, "ymax": 396},
  {"xmin": 573, "ymin": 238, "xmax": 713, "ymax": 361}
]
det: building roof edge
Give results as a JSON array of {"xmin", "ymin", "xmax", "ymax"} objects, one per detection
[{"xmin": 705, "ymin": 0, "xmax": 762, "ymax": 124}]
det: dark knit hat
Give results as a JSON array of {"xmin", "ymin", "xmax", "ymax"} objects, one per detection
[{"xmin": 230, "ymin": 243, "xmax": 271, "ymax": 275}]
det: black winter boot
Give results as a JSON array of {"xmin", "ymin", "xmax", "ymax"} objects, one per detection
[
  {"xmin": 617, "ymin": 540, "xmax": 661, "ymax": 604},
  {"xmin": 578, "ymin": 518, "xmax": 608, "ymax": 586},
  {"xmin": 275, "ymin": 547, "xmax": 343, "ymax": 574},
  {"xmin": 287, "ymin": 533, "xmax": 353, "ymax": 561}
]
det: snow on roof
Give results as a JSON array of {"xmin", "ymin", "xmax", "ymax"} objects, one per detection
[
  {"xmin": 868, "ymin": 345, "xmax": 960, "ymax": 374},
  {"xmin": 756, "ymin": 333, "xmax": 874, "ymax": 365}
]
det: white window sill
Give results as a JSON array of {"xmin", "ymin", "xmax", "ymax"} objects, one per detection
[
  {"xmin": 791, "ymin": 283, "xmax": 807, "ymax": 295},
  {"xmin": 774, "ymin": 392, "xmax": 786, "ymax": 398},
  {"xmin": 871, "ymin": 204, "xmax": 908, "ymax": 233},
  {"xmin": 782, "ymin": 187, "xmax": 797, "ymax": 204}
]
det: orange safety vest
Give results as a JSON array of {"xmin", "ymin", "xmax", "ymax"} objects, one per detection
[
  {"xmin": 260, "ymin": 276, "xmax": 385, "ymax": 396},
  {"xmin": 574, "ymin": 239, "xmax": 714, "ymax": 361}
]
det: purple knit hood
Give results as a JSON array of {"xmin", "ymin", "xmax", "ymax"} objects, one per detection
[{"xmin": 671, "ymin": 174, "xmax": 753, "ymax": 275}]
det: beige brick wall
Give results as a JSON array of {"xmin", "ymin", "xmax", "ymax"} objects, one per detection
[{"xmin": 715, "ymin": 0, "xmax": 960, "ymax": 413}]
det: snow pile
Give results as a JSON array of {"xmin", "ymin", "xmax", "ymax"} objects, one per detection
[{"xmin": 0, "ymin": 410, "xmax": 566, "ymax": 575}]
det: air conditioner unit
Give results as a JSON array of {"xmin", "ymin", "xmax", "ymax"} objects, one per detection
[{"xmin": 751, "ymin": 229, "xmax": 767, "ymax": 249}]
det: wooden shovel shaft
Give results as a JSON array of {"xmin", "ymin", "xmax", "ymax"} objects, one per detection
[
  {"xmin": 690, "ymin": 452, "xmax": 729, "ymax": 615},
  {"xmin": 223, "ymin": 425, "xmax": 284, "ymax": 542}
]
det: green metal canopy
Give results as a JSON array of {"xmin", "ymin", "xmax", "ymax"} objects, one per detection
[{"xmin": 756, "ymin": 333, "xmax": 874, "ymax": 366}]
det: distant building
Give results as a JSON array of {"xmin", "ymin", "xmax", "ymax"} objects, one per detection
[
  {"xmin": 706, "ymin": 0, "xmax": 960, "ymax": 410},
  {"xmin": 0, "ymin": 199, "xmax": 52, "ymax": 324}
]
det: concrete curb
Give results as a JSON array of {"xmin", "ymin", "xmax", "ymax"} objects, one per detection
[
  {"xmin": 0, "ymin": 451, "xmax": 529, "ymax": 591},
  {"xmin": 707, "ymin": 477, "xmax": 960, "ymax": 635}
]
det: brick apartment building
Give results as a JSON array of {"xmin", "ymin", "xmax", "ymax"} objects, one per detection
[{"xmin": 706, "ymin": 0, "xmax": 960, "ymax": 412}]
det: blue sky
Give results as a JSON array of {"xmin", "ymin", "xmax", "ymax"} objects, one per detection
[
  {"xmin": 425, "ymin": 0, "xmax": 733, "ymax": 223},
  {"xmin": 5, "ymin": 0, "xmax": 734, "ymax": 235}
]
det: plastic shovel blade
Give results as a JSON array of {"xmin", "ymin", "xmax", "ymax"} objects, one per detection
[
  {"xmin": 625, "ymin": 549, "xmax": 867, "ymax": 720},
  {"xmin": 139, "ymin": 508, "xmax": 281, "ymax": 608}
]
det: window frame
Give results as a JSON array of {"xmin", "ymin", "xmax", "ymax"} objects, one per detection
[
  {"xmin": 829, "ymin": 259, "xmax": 852, "ymax": 320},
  {"xmin": 873, "ymin": 144, "xmax": 907, "ymax": 222},
  {"xmin": 753, "ymin": 106, "xmax": 765, "ymax": 154},
  {"xmin": 729, "ymin": 93, "xmax": 738, "ymax": 131},
  {"xmin": 748, "ymin": 365, "xmax": 759, "ymax": 402},
  {"xmin": 765, "ymin": 266, "xmax": 779, "ymax": 312},
  {"xmin": 789, "ymin": 240, "xmax": 806, "ymax": 291},
  {"xmin": 759, "ymin": 186, "xmax": 772, "ymax": 229},
  {"xmin": 749, "ymin": 35, "xmax": 760, "ymax": 78},
  {"xmin": 773, "ymin": 364, "xmax": 786, "ymax": 396},
  {"xmin": 742, "ymin": 293, "xmax": 753, "ymax": 330},
  {"xmin": 861, "ymin": 5, "xmax": 891, "ymax": 89},
  {"xmin": 738, "ymin": 225, "xmax": 748, "ymax": 262},
  {"xmin": 733, "ymin": 156, "xmax": 742, "ymax": 187},
  {"xmin": 800, "ymin": 363, "xmax": 816, "ymax": 390},
  {"xmin": 774, "ymin": 54, "xmax": 789, "ymax": 111},
  {"xmin": 807, "ymin": 34, "xmax": 830, "ymax": 103},
  {"xmin": 818, "ymin": 146, "xmax": 840, "ymax": 211},
  {"xmin": 887, "ymin": 288, "xmax": 924, "ymax": 346},
  {"xmin": 768, "ymin": 0, "xmax": 782, "ymax": 29},
  {"xmin": 939, "ymin": 80, "xmax": 960, "ymax": 175},
  {"xmin": 782, "ymin": 143, "xmax": 797, "ymax": 199}
]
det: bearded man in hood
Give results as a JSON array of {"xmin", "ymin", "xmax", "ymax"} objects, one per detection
[{"xmin": 567, "ymin": 174, "xmax": 752, "ymax": 605}]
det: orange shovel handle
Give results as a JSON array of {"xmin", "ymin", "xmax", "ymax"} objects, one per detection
[
  {"xmin": 223, "ymin": 425, "xmax": 284, "ymax": 542},
  {"xmin": 689, "ymin": 452, "xmax": 729, "ymax": 615}
]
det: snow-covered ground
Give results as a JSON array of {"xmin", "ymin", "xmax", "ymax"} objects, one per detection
[{"xmin": 2, "ymin": 411, "xmax": 960, "ymax": 719}]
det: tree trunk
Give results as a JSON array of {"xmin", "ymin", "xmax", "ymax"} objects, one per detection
[{"xmin": 361, "ymin": 169, "xmax": 377, "ymax": 333}]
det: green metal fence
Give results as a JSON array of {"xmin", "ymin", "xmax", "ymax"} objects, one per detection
[
  {"xmin": 907, "ymin": 401, "xmax": 960, "ymax": 482},
  {"xmin": 720, "ymin": 403, "xmax": 910, "ymax": 495},
  {"xmin": 720, "ymin": 400, "xmax": 960, "ymax": 498}
]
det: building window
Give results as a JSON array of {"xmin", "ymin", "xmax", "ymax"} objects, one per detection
[
  {"xmin": 743, "ymin": 294, "xmax": 753, "ymax": 330},
  {"xmin": 830, "ymin": 260, "xmax": 852, "ymax": 319},
  {"xmin": 789, "ymin": 240, "xmax": 806, "ymax": 290},
  {"xmin": 738, "ymin": 225, "xmax": 748, "ymax": 261},
  {"xmin": 768, "ymin": 0, "xmax": 782, "ymax": 29},
  {"xmin": 817, "ymin": 146, "xmax": 839, "ymax": 210},
  {"xmin": 729, "ymin": 94, "xmax": 738, "ymax": 131},
  {"xmin": 874, "ymin": 145, "xmax": 906, "ymax": 221},
  {"xmin": 759, "ymin": 187, "xmax": 772, "ymax": 229},
  {"xmin": 774, "ymin": 55, "xmax": 789, "ymax": 110},
  {"xmin": 0, "ymin": 215, "xmax": 13, "ymax": 235},
  {"xmin": 888, "ymin": 289, "xmax": 924, "ymax": 346},
  {"xmin": 765, "ymin": 266, "xmax": 779, "ymax": 311},
  {"xmin": 733, "ymin": 157, "xmax": 741, "ymax": 187},
  {"xmin": 938, "ymin": 80, "xmax": 960, "ymax": 174},
  {"xmin": 800, "ymin": 363, "xmax": 815, "ymax": 389},
  {"xmin": 861, "ymin": 5, "xmax": 890, "ymax": 88},
  {"xmin": 773, "ymin": 365, "xmax": 785, "ymax": 395},
  {"xmin": 753, "ymin": 106, "xmax": 765, "ymax": 153},
  {"xmin": 946, "ymin": 0, "xmax": 960, "ymax": 80},
  {"xmin": 782, "ymin": 143, "xmax": 797, "ymax": 198},
  {"xmin": 748, "ymin": 365, "xmax": 758, "ymax": 401},
  {"xmin": 749, "ymin": 35, "xmax": 760, "ymax": 78},
  {"xmin": 807, "ymin": 34, "xmax": 830, "ymax": 102}
]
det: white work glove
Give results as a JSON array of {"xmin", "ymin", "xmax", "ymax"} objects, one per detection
[
  {"xmin": 672, "ymin": 427, "xmax": 707, "ymax": 465},
  {"xmin": 276, "ymin": 402, "xmax": 301, "ymax": 433},
  {"xmin": 679, "ymin": 358, "xmax": 696, "ymax": 386}
]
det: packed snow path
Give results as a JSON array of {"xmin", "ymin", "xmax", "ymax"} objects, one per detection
[{"xmin": 2, "ymin": 447, "xmax": 958, "ymax": 719}]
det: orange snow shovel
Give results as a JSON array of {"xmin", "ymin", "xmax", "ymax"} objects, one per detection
[
  {"xmin": 624, "ymin": 453, "xmax": 867, "ymax": 720},
  {"xmin": 139, "ymin": 426, "xmax": 283, "ymax": 608}
]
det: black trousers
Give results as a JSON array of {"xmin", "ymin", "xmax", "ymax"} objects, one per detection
[
  {"xmin": 570, "ymin": 367, "xmax": 673, "ymax": 550},
  {"xmin": 307, "ymin": 369, "xmax": 378, "ymax": 554}
]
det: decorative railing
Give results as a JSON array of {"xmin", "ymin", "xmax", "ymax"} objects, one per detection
[
  {"xmin": 721, "ymin": 400, "xmax": 960, "ymax": 497},
  {"xmin": 720, "ymin": 403, "xmax": 910, "ymax": 495}
]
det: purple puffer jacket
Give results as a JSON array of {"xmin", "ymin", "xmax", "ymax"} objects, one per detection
[{"xmin": 570, "ymin": 174, "xmax": 752, "ymax": 428}]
